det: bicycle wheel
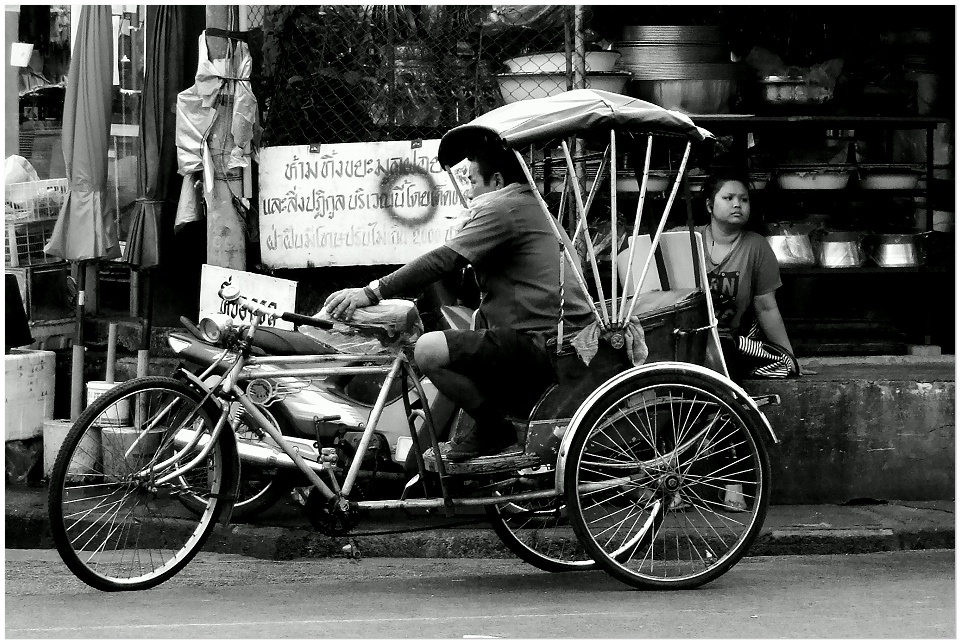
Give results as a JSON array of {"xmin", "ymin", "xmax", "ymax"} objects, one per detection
[
  {"xmin": 48, "ymin": 376, "xmax": 239, "ymax": 592},
  {"xmin": 486, "ymin": 466, "xmax": 597, "ymax": 572},
  {"xmin": 178, "ymin": 400, "xmax": 290, "ymax": 522},
  {"xmin": 565, "ymin": 370, "xmax": 771, "ymax": 590}
]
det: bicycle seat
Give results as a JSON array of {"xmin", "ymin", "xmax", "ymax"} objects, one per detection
[{"xmin": 251, "ymin": 326, "xmax": 339, "ymax": 356}]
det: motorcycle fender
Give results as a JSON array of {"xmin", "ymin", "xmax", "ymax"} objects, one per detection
[
  {"xmin": 553, "ymin": 361, "xmax": 779, "ymax": 495},
  {"xmin": 173, "ymin": 368, "xmax": 241, "ymax": 525}
]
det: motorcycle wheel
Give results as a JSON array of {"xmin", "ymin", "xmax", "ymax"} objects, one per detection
[{"xmin": 178, "ymin": 401, "xmax": 293, "ymax": 522}]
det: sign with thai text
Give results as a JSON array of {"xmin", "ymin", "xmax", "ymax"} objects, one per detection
[
  {"xmin": 199, "ymin": 264, "xmax": 298, "ymax": 330},
  {"xmin": 258, "ymin": 139, "xmax": 471, "ymax": 267}
]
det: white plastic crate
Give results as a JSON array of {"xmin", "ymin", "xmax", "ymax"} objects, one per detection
[
  {"xmin": 4, "ymin": 178, "xmax": 68, "ymax": 223},
  {"xmin": 5, "ymin": 348, "xmax": 56, "ymax": 441}
]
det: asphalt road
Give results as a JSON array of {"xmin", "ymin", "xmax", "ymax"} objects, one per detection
[{"xmin": 5, "ymin": 549, "xmax": 955, "ymax": 638}]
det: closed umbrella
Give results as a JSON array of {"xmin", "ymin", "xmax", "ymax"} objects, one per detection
[
  {"xmin": 44, "ymin": 5, "xmax": 119, "ymax": 262},
  {"xmin": 122, "ymin": 6, "xmax": 186, "ymax": 385},
  {"xmin": 123, "ymin": 6, "xmax": 185, "ymax": 269},
  {"xmin": 42, "ymin": 5, "xmax": 117, "ymax": 419}
]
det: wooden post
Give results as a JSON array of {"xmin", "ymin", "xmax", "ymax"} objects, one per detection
[
  {"xmin": 70, "ymin": 262, "xmax": 86, "ymax": 420},
  {"xmin": 105, "ymin": 322, "xmax": 118, "ymax": 384},
  {"xmin": 573, "ymin": 6, "xmax": 586, "ymax": 90},
  {"xmin": 204, "ymin": 6, "xmax": 246, "ymax": 270}
]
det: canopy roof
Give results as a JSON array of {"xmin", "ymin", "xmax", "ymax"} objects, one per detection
[{"xmin": 437, "ymin": 89, "xmax": 715, "ymax": 168}]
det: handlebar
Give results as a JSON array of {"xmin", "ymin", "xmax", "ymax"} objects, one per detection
[{"xmin": 219, "ymin": 284, "xmax": 333, "ymax": 330}]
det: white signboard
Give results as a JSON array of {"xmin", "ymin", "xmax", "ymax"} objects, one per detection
[
  {"xmin": 199, "ymin": 264, "xmax": 298, "ymax": 330},
  {"xmin": 258, "ymin": 139, "xmax": 471, "ymax": 268}
]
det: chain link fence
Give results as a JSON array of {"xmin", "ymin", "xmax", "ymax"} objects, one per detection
[
  {"xmin": 253, "ymin": 6, "xmax": 592, "ymax": 147},
  {"xmin": 235, "ymin": 6, "xmax": 611, "ymax": 307}
]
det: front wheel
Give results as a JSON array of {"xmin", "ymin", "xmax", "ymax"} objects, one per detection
[
  {"xmin": 564, "ymin": 370, "xmax": 771, "ymax": 590},
  {"xmin": 48, "ymin": 376, "xmax": 239, "ymax": 591}
]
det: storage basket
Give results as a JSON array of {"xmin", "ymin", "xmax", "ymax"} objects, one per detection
[
  {"xmin": 4, "ymin": 178, "xmax": 68, "ymax": 223},
  {"xmin": 5, "ymin": 219, "xmax": 60, "ymax": 267}
]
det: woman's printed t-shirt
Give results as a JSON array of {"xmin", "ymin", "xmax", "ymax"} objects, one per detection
[
  {"xmin": 697, "ymin": 225, "xmax": 782, "ymax": 333},
  {"xmin": 446, "ymin": 183, "xmax": 594, "ymax": 339}
]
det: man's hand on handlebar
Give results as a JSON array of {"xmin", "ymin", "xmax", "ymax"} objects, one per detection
[{"xmin": 324, "ymin": 288, "xmax": 375, "ymax": 321}]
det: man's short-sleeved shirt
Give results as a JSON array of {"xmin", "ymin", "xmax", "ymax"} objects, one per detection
[
  {"xmin": 446, "ymin": 184, "xmax": 594, "ymax": 339},
  {"xmin": 698, "ymin": 225, "xmax": 781, "ymax": 332}
]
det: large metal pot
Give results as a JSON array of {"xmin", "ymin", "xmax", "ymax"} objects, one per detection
[
  {"xmin": 865, "ymin": 233, "xmax": 922, "ymax": 267},
  {"xmin": 816, "ymin": 231, "xmax": 865, "ymax": 268},
  {"xmin": 765, "ymin": 223, "xmax": 816, "ymax": 267}
]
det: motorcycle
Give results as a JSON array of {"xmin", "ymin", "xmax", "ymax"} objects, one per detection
[{"xmin": 167, "ymin": 283, "xmax": 473, "ymax": 520}]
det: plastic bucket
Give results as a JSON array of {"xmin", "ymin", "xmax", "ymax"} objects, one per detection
[
  {"xmin": 101, "ymin": 426, "xmax": 162, "ymax": 480},
  {"xmin": 86, "ymin": 381, "xmax": 130, "ymax": 426},
  {"xmin": 10, "ymin": 43, "xmax": 33, "ymax": 67},
  {"xmin": 43, "ymin": 419, "xmax": 101, "ymax": 481}
]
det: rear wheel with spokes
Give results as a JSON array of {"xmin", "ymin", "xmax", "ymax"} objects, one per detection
[
  {"xmin": 565, "ymin": 370, "xmax": 771, "ymax": 590},
  {"xmin": 48, "ymin": 376, "xmax": 238, "ymax": 591},
  {"xmin": 486, "ymin": 466, "xmax": 596, "ymax": 572}
]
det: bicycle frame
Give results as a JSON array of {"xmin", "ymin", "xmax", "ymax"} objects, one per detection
[{"xmin": 184, "ymin": 311, "xmax": 578, "ymax": 514}]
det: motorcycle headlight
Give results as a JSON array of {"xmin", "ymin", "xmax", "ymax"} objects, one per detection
[{"xmin": 198, "ymin": 313, "xmax": 234, "ymax": 344}]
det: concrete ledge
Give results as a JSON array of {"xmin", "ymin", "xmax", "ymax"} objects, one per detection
[{"xmin": 743, "ymin": 359, "xmax": 955, "ymax": 503}]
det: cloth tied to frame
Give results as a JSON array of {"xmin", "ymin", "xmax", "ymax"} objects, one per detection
[
  {"xmin": 571, "ymin": 318, "xmax": 649, "ymax": 367},
  {"xmin": 174, "ymin": 31, "xmax": 259, "ymax": 231}
]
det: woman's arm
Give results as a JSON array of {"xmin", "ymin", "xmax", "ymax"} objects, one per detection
[{"xmin": 753, "ymin": 291, "xmax": 794, "ymax": 355}]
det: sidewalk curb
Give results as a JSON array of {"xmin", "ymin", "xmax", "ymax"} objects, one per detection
[{"xmin": 10, "ymin": 509, "xmax": 953, "ymax": 561}]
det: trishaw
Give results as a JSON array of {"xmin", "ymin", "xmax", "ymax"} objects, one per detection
[{"xmin": 48, "ymin": 90, "xmax": 778, "ymax": 592}]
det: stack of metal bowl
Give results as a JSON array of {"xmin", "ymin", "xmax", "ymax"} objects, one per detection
[{"xmin": 615, "ymin": 25, "xmax": 742, "ymax": 114}]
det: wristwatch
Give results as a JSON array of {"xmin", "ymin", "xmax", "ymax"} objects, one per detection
[{"xmin": 366, "ymin": 278, "xmax": 383, "ymax": 303}]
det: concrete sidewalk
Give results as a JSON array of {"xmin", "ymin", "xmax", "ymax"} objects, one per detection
[{"xmin": 6, "ymin": 483, "xmax": 954, "ymax": 561}]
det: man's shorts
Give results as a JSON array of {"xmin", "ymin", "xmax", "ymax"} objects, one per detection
[{"xmin": 442, "ymin": 328, "xmax": 556, "ymax": 418}]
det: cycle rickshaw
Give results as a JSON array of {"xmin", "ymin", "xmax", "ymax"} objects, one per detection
[{"xmin": 48, "ymin": 90, "xmax": 779, "ymax": 592}]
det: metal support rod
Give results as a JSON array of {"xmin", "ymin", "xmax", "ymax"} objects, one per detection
[
  {"xmin": 246, "ymin": 353, "xmax": 394, "ymax": 365},
  {"xmin": 154, "ymin": 412, "xmax": 230, "ymax": 486},
  {"xmin": 404, "ymin": 359, "xmax": 453, "ymax": 500},
  {"xmin": 513, "ymin": 150, "xmax": 603, "ymax": 327},
  {"xmin": 571, "ymin": 146, "xmax": 609, "ymax": 247},
  {"xmin": 624, "ymin": 141, "xmax": 693, "ymax": 322},
  {"xmin": 609, "ymin": 129, "xmax": 618, "ymax": 324},
  {"xmin": 356, "ymin": 487, "xmax": 561, "ymax": 511},
  {"xmin": 618, "ymin": 134, "xmax": 654, "ymax": 324},
  {"xmin": 399, "ymin": 367, "xmax": 431, "ymax": 496},
  {"xmin": 561, "ymin": 139, "xmax": 610, "ymax": 326},
  {"xmin": 339, "ymin": 357, "xmax": 403, "ymax": 496},
  {"xmin": 236, "ymin": 365, "xmax": 393, "ymax": 381}
]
